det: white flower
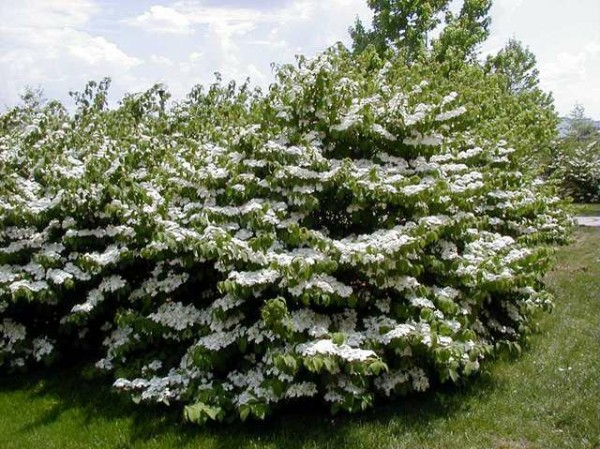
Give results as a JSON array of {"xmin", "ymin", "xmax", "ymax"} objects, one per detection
[
  {"xmin": 403, "ymin": 133, "xmax": 443, "ymax": 146},
  {"xmin": 99, "ymin": 275, "xmax": 127, "ymax": 293},
  {"xmin": 149, "ymin": 302, "xmax": 208, "ymax": 331},
  {"xmin": 32, "ymin": 337, "xmax": 54, "ymax": 361},
  {"xmin": 229, "ymin": 269, "xmax": 279, "ymax": 287},
  {"xmin": 372, "ymin": 124, "xmax": 397, "ymax": 141},
  {"xmin": 9, "ymin": 280, "xmax": 48, "ymax": 294},
  {"xmin": 375, "ymin": 370, "xmax": 410, "ymax": 395},
  {"xmin": 435, "ymin": 106, "xmax": 467, "ymax": 121},
  {"xmin": 288, "ymin": 275, "xmax": 353, "ymax": 298},
  {"xmin": 46, "ymin": 269, "xmax": 74, "ymax": 285},
  {"xmin": 409, "ymin": 296, "xmax": 435, "ymax": 309},
  {"xmin": 84, "ymin": 245, "xmax": 126, "ymax": 266},
  {"xmin": 0, "ymin": 318, "xmax": 27, "ymax": 345},
  {"xmin": 71, "ymin": 288, "xmax": 103, "ymax": 314},
  {"xmin": 285, "ymin": 382, "xmax": 318, "ymax": 399},
  {"xmin": 298, "ymin": 339, "xmax": 377, "ymax": 362},
  {"xmin": 381, "ymin": 324, "xmax": 415, "ymax": 344},
  {"xmin": 409, "ymin": 367, "xmax": 430, "ymax": 392},
  {"xmin": 441, "ymin": 92, "xmax": 458, "ymax": 106},
  {"xmin": 382, "ymin": 276, "xmax": 420, "ymax": 292},
  {"xmin": 0, "ymin": 266, "xmax": 18, "ymax": 284}
]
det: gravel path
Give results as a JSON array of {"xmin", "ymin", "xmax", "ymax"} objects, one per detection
[{"xmin": 575, "ymin": 216, "xmax": 600, "ymax": 227}]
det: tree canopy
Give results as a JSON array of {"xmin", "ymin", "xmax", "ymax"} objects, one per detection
[
  {"xmin": 350, "ymin": 0, "xmax": 492, "ymax": 67},
  {"xmin": 565, "ymin": 104, "xmax": 599, "ymax": 141}
]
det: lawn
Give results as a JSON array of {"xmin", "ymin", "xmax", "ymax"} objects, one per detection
[
  {"xmin": 571, "ymin": 203, "xmax": 600, "ymax": 216},
  {"xmin": 1, "ymin": 228, "xmax": 599, "ymax": 449}
]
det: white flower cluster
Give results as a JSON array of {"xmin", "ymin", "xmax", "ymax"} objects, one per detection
[
  {"xmin": 288, "ymin": 275, "xmax": 353, "ymax": 299},
  {"xmin": 149, "ymin": 302, "xmax": 209, "ymax": 331},
  {"xmin": 298, "ymin": 339, "xmax": 377, "ymax": 362},
  {"xmin": 32, "ymin": 337, "xmax": 54, "ymax": 362}
]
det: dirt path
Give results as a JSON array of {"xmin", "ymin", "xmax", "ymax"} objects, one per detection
[{"xmin": 575, "ymin": 216, "xmax": 600, "ymax": 227}]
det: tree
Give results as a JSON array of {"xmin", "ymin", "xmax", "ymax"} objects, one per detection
[
  {"xmin": 431, "ymin": 0, "xmax": 492, "ymax": 67},
  {"xmin": 351, "ymin": 1, "xmax": 560, "ymax": 171},
  {"xmin": 349, "ymin": 0, "xmax": 492, "ymax": 67},
  {"xmin": 480, "ymin": 39, "xmax": 557, "ymax": 166},
  {"xmin": 485, "ymin": 39, "xmax": 540, "ymax": 94},
  {"xmin": 349, "ymin": 0, "xmax": 451, "ymax": 61},
  {"xmin": 565, "ymin": 103, "xmax": 598, "ymax": 141},
  {"xmin": 349, "ymin": 15, "xmax": 375, "ymax": 55},
  {"xmin": 19, "ymin": 86, "xmax": 47, "ymax": 110}
]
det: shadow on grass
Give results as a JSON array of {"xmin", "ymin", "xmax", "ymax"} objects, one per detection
[{"xmin": 0, "ymin": 361, "xmax": 503, "ymax": 449}]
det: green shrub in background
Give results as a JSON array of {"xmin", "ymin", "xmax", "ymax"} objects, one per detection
[
  {"xmin": 550, "ymin": 141, "xmax": 600, "ymax": 203},
  {"xmin": 549, "ymin": 105, "xmax": 600, "ymax": 203}
]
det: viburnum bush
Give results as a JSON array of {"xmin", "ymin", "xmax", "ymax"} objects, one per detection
[
  {"xmin": 0, "ymin": 46, "xmax": 571, "ymax": 424},
  {"xmin": 550, "ymin": 140, "xmax": 600, "ymax": 203}
]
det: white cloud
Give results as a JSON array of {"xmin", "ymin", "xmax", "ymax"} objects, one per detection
[
  {"xmin": 124, "ymin": 3, "xmax": 264, "ymax": 36},
  {"xmin": 542, "ymin": 52, "xmax": 586, "ymax": 83},
  {"xmin": 540, "ymin": 41, "xmax": 600, "ymax": 85},
  {"xmin": 150, "ymin": 54, "xmax": 175, "ymax": 66},
  {"xmin": 0, "ymin": 0, "xmax": 143, "ymax": 108},
  {"xmin": 124, "ymin": 5, "xmax": 195, "ymax": 35},
  {"xmin": 112, "ymin": 0, "xmax": 370, "ymax": 107},
  {"xmin": 124, "ymin": 2, "xmax": 270, "ymax": 89},
  {"xmin": 188, "ymin": 52, "xmax": 204, "ymax": 63},
  {"xmin": 66, "ymin": 33, "xmax": 142, "ymax": 68},
  {"xmin": 539, "ymin": 41, "xmax": 600, "ymax": 116},
  {"xmin": 495, "ymin": 0, "xmax": 524, "ymax": 15},
  {"xmin": 3, "ymin": 0, "xmax": 596, "ymax": 118},
  {"xmin": 0, "ymin": 0, "xmax": 372, "ymax": 108},
  {"xmin": 0, "ymin": 0, "xmax": 98, "ymax": 30},
  {"xmin": 584, "ymin": 41, "xmax": 600, "ymax": 56}
]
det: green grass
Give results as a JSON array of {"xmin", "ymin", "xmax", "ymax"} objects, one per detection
[
  {"xmin": 1, "ymin": 229, "xmax": 599, "ymax": 449},
  {"xmin": 571, "ymin": 203, "xmax": 600, "ymax": 216}
]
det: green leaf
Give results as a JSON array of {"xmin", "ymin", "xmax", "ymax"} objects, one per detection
[
  {"xmin": 369, "ymin": 360, "xmax": 388, "ymax": 375},
  {"xmin": 184, "ymin": 402, "xmax": 222, "ymax": 424},
  {"xmin": 448, "ymin": 368, "xmax": 459, "ymax": 383},
  {"xmin": 251, "ymin": 403, "xmax": 269, "ymax": 420},
  {"xmin": 239, "ymin": 405, "xmax": 250, "ymax": 422}
]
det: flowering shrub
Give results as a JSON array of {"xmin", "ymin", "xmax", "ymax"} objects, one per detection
[
  {"xmin": 0, "ymin": 46, "xmax": 571, "ymax": 424},
  {"xmin": 549, "ymin": 140, "xmax": 600, "ymax": 203}
]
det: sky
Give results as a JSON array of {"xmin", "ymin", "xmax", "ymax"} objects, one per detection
[{"xmin": 0, "ymin": 0, "xmax": 599, "ymax": 118}]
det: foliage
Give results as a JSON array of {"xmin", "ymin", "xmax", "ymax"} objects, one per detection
[
  {"xmin": 481, "ymin": 39, "xmax": 558, "ymax": 167},
  {"xmin": 564, "ymin": 103, "xmax": 599, "ymax": 141},
  {"xmin": 350, "ymin": 2, "xmax": 557, "ymax": 170},
  {"xmin": 350, "ymin": 0, "xmax": 451, "ymax": 60},
  {"xmin": 570, "ymin": 203, "xmax": 600, "ymax": 216},
  {"xmin": 0, "ymin": 46, "xmax": 571, "ymax": 424},
  {"xmin": 550, "ymin": 141, "xmax": 600, "ymax": 203},
  {"xmin": 431, "ymin": 0, "xmax": 492, "ymax": 67},
  {"xmin": 485, "ymin": 39, "xmax": 540, "ymax": 95},
  {"xmin": 550, "ymin": 105, "xmax": 600, "ymax": 203},
  {"xmin": 349, "ymin": 0, "xmax": 492, "ymax": 67}
]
